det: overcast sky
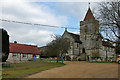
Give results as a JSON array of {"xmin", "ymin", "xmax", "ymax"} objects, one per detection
[{"xmin": 1, "ymin": 0, "xmax": 100, "ymax": 47}]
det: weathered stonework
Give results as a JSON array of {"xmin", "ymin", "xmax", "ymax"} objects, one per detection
[
  {"xmin": 62, "ymin": 29, "xmax": 81, "ymax": 60},
  {"xmin": 62, "ymin": 8, "xmax": 116, "ymax": 61},
  {"xmin": 80, "ymin": 8, "xmax": 116, "ymax": 61}
]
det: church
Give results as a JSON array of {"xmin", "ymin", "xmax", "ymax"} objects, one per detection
[{"xmin": 62, "ymin": 7, "xmax": 116, "ymax": 61}]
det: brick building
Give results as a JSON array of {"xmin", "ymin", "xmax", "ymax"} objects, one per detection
[{"xmin": 7, "ymin": 42, "xmax": 40, "ymax": 62}]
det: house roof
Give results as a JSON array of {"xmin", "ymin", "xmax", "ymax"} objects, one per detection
[
  {"xmin": 38, "ymin": 46, "xmax": 46, "ymax": 51},
  {"xmin": 9, "ymin": 43, "xmax": 40, "ymax": 54},
  {"xmin": 67, "ymin": 32, "xmax": 82, "ymax": 43},
  {"xmin": 102, "ymin": 41, "xmax": 115, "ymax": 48},
  {"xmin": 84, "ymin": 8, "xmax": 95, "ymax": 21}
]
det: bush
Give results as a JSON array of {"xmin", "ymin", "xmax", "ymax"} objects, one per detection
[
  {"xmin": 66, "ymin": 56, "xmax": 71, "ymax": 61},
  {"xmin": 28, "ymin": 59, "xmax": 33, "ymax": 61}
]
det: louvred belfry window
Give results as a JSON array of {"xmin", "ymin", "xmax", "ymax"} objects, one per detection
[{"xmin": 84, "ymin": 26, "xmax": 88, "ymax": 40}]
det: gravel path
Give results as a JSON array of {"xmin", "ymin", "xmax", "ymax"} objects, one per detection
[{"xmin": 26, "ymin": 61, "xmax": 118, "ymax": 78}]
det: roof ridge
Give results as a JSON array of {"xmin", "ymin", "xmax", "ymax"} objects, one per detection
[
  {"xmin": 67, "ymin": 31, "xmax": 79, "ymax": 36},
  {"xmin": 10, "ymin": 43, "xmax": 37, "ymax": 47},
  {"xmin": 65, "ymin": 31, "xmax": 82, "ymax": 43},
  {"xmin": 9, "ymin": 43, "xmax": 40, "ymax": 54}
]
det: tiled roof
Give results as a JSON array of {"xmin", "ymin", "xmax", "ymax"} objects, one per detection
[
  {"xmin": 84, "ymin": 8, "xmax": 95, "ymax": 21},
  {"xmin": 9, "ymin": 43, "xmax": 40, "ymax": 54},
  {"xmin": 67, "ymin": 32, "xmax": 82, "ymax": 43}
]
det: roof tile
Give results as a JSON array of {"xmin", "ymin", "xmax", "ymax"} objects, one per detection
[{"xmin": 9, "ymin": 43, "xmax": 40, "ymax": 54}]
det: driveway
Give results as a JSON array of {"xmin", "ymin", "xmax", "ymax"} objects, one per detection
[{"xmin": 26, "ymin": 61, "xmax": 118, "ymax": 78}]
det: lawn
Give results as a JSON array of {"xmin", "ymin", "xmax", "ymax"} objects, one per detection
[{"xmin": 2, "ymin": 61, "xmax": 65, "ymax": 78}]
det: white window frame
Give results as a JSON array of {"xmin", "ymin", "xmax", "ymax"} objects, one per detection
[
  {"xmin": 23, "ymin": 54, "xmax": 27, "ymax": 58},
  {"xmin": 13, "ymin": 53, "xmax": 17, "ymax": 57}
]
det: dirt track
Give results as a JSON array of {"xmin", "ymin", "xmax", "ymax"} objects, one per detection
[{"xmin": 26, "ymin": 61, "xmax": 118, "ymax": 78}]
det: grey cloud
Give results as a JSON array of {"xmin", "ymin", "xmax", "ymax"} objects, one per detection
[{"xmin": 1, "ymin": 0, "xmax": 68, "ymax": 46}]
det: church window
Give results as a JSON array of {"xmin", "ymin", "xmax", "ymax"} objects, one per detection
[
  {"xmin": 85, "ymin": 34, "xmax": 87, "ymax": 40},
  {"xmin": 82, "ymin": 48, "xmax": 85, "ymax": 53},
  {"xmin": 77, "ymin": 43, "xmax": 79, "ymax": 48},
  {"xmin": 84, "ymin": 26, "xmax": 87, "ymax": 40}
]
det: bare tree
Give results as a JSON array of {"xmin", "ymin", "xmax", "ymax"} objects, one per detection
[
  {"xmin": 45, "ymin": 35, "xmax": 70, "ymax": 57},
  {"xmin": 95, "ymin": 1, "xmax": 120, "ymax": 54}
]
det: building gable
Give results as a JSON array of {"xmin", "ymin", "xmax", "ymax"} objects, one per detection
[{"xmin": 62, "ymin": 29, "xmax": 82, "ymax": 43}]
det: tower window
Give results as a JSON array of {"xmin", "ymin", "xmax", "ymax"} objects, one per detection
[
  {"xmin": 82, "ymin": 48, "xmax": 85, "ymax": 53},
  {"xmin": 77, "ymin": 43, "xmax": 79, "ymax": 48},
  {"xmin": 85, "ymin": 35, "xmax": 87, "ymax": 40},
  {"xmin": 84, "ymin": 26, "xmax": 87, "ymax": 40}
]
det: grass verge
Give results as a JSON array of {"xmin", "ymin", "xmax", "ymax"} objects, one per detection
[{"xmin": 2, "ymin": 61, "xmax": 65, "ymax": 78}]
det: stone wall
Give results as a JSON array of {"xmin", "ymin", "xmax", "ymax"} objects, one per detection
[
  {"xmin": 62, "ymin": 31, "xmax": 81, "ymax": 60},
  {"xmin": 80, "ymin": 19, "xmax": 100, "ymax": 59}
]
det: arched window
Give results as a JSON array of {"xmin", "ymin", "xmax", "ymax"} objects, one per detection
[
  {"xmin": 82, "ymin": 48, "xmax": 85, "ymax": 53},
  {"xmin": 84, "ymin": 26, "xmax": 88, "ymax": 40}
]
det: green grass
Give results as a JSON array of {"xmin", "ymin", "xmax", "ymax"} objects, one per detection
[
  {"xmin": 2, "ymin": 61, "xmax": 65, "ymax": 78},
  {"xmin": 40, "ymin": 58, "xmax": 64, "ymax": 61}
]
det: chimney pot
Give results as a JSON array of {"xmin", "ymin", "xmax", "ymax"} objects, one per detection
[
  {"xmin": 14, "ymin": 41, "xmax": 17, "ymax": 43},
  {"xmin": 65, "ymin": 28, "xmax": 67, "ymax": 32}
]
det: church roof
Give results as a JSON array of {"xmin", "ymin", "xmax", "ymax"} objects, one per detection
[
  {"xmin": 67, "ymin": 32, "xmax": 82, "ymax": 43},
  {"xmin": 84, "ymin": 8, "xmax": 95, "ymax": 21},
  {"xmin": 102, "ymin": 41, "xmax": 115, "ymax": 48}
]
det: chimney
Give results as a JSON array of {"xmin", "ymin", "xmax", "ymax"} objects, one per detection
[
  {"xmin": 14, "ymin": 41, "xmax": 17, "ymax": 43},
  {"xmin": 65, "ymin": 28, "xmax": 67, "ymax": 32}
]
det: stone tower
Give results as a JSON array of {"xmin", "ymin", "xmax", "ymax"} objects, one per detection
[{"xmin": 80, "ymin": 8, "xmax": 100, "ymax": 60}]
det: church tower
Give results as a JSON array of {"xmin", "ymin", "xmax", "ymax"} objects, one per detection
[{"xmin": 80, "ymin": 7, "xmax": 100, "ymax": 60}]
